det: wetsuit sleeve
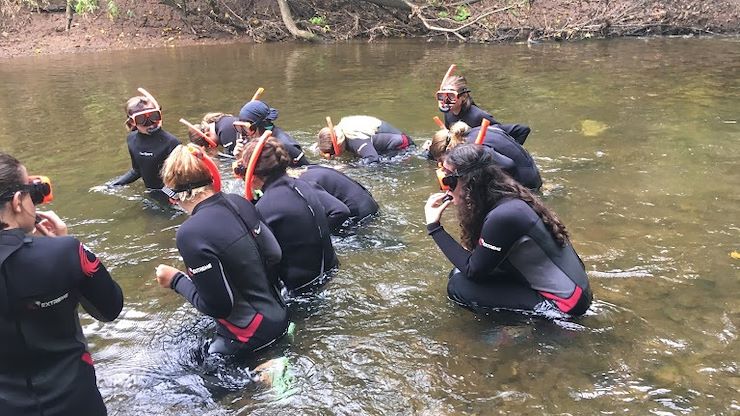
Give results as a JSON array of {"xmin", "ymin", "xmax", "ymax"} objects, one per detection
[
  {"xmin": 254, "ymin": 220, "xmax": 281, "ymax": 266},
  {"xmin": 171, "ymin": 239, "xmax": 234, "ymax": 319},
  {"xmin": 427, "ymin": 203, "xmax": 534, "ymax": 282},
  {"xmin": 112, "ymin": 146, "xmax": 141, "ymax": 185},
  {"xmin": 312, "ymin": 183, "xmax": 351, "ymax": 232},
  {"xmin": 77, "ymin": 244, "xmax": 124, "ymax": 322},
  {"xmin": 348, "ymin": 138, "xmax": 380, "ymax": 164}
]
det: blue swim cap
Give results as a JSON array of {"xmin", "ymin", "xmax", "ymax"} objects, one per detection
[{"xmin": 239, "ymin": 100, "xmax": 279, "ymax": 128}]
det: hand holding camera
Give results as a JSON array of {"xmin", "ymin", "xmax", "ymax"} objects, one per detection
[{"xmin": 34, "ymin": 210, "xmax": 68, "ymax": 237}]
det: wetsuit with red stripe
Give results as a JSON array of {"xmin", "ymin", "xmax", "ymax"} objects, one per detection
[
  {"xmin": 169, "ymin": 192, "xmax": 288, "ymax": 355},
  {"xmin": 345, "ymin": 121, "xmax": 414, "ymax": 164},
  {"xmin": 443, "ymin": 103, "xmax": 531, "ymax": 146},
  {"xmin": 255, "ymin": 176, "xmax": 344, "ymax": 292},
  {"xmin": 0, "ymin": 228, "xmax": 124, "ymax": 416},
  {"xmin": 427, "ymin": 198, "xmax": 591, "ymax": 315}
]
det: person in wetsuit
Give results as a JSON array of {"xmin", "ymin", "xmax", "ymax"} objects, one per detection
[
  {"xmin": 155, "ymin": 145, "xmax": 289, "ymax": 357},
  {"xmin": 424, "ymin": 144, "xmax": 591, "ymax": 315},
  {"xmin": 437, "ymin": 75, "xmax": 531, "ymax": 146},
  {"xmin": 428, "ymin": 121, "xmax": 542, "ymax": 191},
  {"xmin": 111, "ymin": 95, "xmax": 180, "ymax": 205},
  {"xmin": 240, "ymin": 138, "xmax": 348, "ymax": 293},
  {"xmin": 299, "ymin": 165, "xmax": 379, "ymax": 230},
  {"xmin": 232, "ymin": 100, "xmax": 309, "ymax": 167},
  {"xmin": 187, "ymin": 112, "xmax": 240, "ymax": 157},
  {"xmin": 317, "ymin": 116, "xmax": 414, "ymax": 164},
  {"xmin": 0, "ymin": 152, "xmax": 124, "ymax": 416}
]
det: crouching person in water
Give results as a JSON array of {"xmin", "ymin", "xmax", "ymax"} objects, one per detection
[
  {"xmin": 155, "ymin": 145, "xmax": 289, "ymax": 359},
  {"xmin": 240, "ymin": 138, "xmax": 346, "ymax": 294},
  {"xmin": 317, "ymin": 116, "xmax": 414, "ymax": 164},
  {"xmin": 424, "ymin": 144, "xmax": 591, "ymax": 316},
  {"xmin": 0, "ymin": 152, "xmax": 124, "ymax": 416},
  {"xmin": 299, "ymin": 165, "xmax": 379, "ymax": 233},
  {"xmin": 429, "ymin": 121, "xmax": 542, "ymax": 191}
]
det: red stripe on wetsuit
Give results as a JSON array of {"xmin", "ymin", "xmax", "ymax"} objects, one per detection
[
  {"xmin": 539, "ymin": 286, "xmax": 583, "ymax": 313},
  {"xmin": 217, "ymin": 313, "xmax": 264, "ymax": 343}
]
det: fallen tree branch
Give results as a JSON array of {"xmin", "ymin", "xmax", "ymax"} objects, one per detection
[{"xmin": 276, "ymin": 0, "xmax": 318, "ymax": 41}]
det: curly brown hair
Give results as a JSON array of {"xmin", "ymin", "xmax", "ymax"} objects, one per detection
[
  {"xmin": 446, "ymin": 144, "xmax": 569, "ymax": 249},
  {"xmin": 241, "ymin": 137, "xmax": 291, "ymax": 185}
]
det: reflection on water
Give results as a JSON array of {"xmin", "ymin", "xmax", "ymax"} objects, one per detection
[{"xmin": 0, "ymin": 37, "xmax": 738, "ymax": 415}]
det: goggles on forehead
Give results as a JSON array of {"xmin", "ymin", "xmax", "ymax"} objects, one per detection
[
  {"xmin": 129, "ymin": 109, "xmax": 162, "ymax": 126},
  {"xmin": 0, "ymin": 175, "xmax": 54, "ymax": 205},
  {"xmin": 233, "ymin": 121, "xmax": 253, "ymax": 137}
]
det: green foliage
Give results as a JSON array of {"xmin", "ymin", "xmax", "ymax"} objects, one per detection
[
  {"xmin": 453, "ymin": 5, "xmax": 470, "ymax": 22},
  {"xmin": 74, "ymin": 0, "xmax": 98, "ymax": 15},
  {"xmin": 309, "ymin": 15, "xmax": 326, "ymax": 26},
  {"xmin": 437, "ymin": 10, "xmax": 448, "ymax": 18},
  {"xmin": 106, "ymin": 0, "xmax": 117, "ymax": 19}
]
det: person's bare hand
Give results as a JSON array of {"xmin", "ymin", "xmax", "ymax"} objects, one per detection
[
  {"xmin": 34, "ymin": 211, "xmax": 68, "ymax": 237},
  {"xmin": 155, "ymin": 264, "xmax": 181, "ymax": 288}
]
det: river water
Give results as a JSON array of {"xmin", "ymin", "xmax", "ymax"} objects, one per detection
[{"xmin": 0, "ymin": 37, "xmax": 738, "ymax": 415}]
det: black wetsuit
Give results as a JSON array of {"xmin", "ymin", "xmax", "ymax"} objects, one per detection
[
  {"xmin": 345, "ymin": 122, "xmax": 414, "ymax": 164},
  {"xmin": 427, "ymin": 198, "xmax": 592, "ymax": 315},
  {"xmin": 299, "ymin": 165, "xmax": 379, "ymax": 225},
  {"xmin": 169, "ymin": 192, "xmax": 289, "ymax": 356},
  {"xmin": 0, "ymin": 228, "xmax": 124, "ymax": 416},
  {"xmin": 269, "ymin": 126, "xmax": 310, "ymax": 167},
  {"xmin": 112, "ymin": 128, "xmax": 180, "ymax": 202},
  {"xmin": 466, "ymin": 126, "xmax": 542, "ymax": 190},
  {"xmin": 213, "ymin": 116, "xmax": 239, "ymax": 156},
  {"xmin": 255, "ymin": 176, "xmax": 345, "ymax": 292},
  {"xmin": 444, "ymin": 104, "xmax": 531, "ymax": 146}
]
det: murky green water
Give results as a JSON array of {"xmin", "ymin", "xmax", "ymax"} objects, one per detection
[{"xmin": 1, "ymin": 37, "xmax": 738, "ymax": 415}]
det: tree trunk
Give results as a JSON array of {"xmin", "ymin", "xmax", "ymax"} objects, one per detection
[
  {"xmin": 275, "ymin": 0, "xmax": 318, "ymax": 41},
  {"xmin": 65, "ymin": 0, "xmax": 74, "ymax": 31}
]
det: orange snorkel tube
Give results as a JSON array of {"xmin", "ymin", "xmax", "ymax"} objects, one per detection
[
  {"xmin": 180, "ymin": 118, "xmax": 218, "ymax": 148},
  {"xmin": 251, "ymin": 87, "xmax": 264, "ymax": 101},
  {"xmin": 326, "ymin": 116, "xmax": 342, "ymax": 157},
  {"xmin": 186, "ymin": 144, "xmax": 222, "ymax": 193},
  {"xmin": 243, "ymin": 130, "xmax": 272, "ymax": 201},
  {"xmin": 433, "ymin": 116, "xmax": 446, "ymax": 130},
  {"xmin": 475, "ymin": 119, "xmax": 491, "ymax": 145}
]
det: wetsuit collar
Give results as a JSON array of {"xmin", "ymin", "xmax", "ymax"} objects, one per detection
[{"xmin": 190, "ymin": 192, "xmax": 224, "ymax": 216}]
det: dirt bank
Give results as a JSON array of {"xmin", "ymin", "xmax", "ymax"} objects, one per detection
[{"xmin": 1, "ymin": 0, "xmax": 738, "ymax": 59}]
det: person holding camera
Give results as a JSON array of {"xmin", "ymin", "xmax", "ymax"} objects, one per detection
[{"xmin": 0, "ymin": 152, "xmax": 124, "ymax": 416}]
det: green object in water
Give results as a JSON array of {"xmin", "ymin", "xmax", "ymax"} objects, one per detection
[
  {"xmin": 266, "ymin": 356, "xmax": 294, "ymax": 397},
  {"xmin": 580, "ymin": 119, "xmax": 609, "ymax": 136}
]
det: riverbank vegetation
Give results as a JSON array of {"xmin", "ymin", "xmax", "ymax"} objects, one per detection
[{"xmin": 1, "ymin": 0, "xmax": 738, "ymax": 57}]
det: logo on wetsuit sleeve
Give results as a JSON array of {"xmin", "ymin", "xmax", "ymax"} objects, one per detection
[
  {"xmin": 79, "ymin": 244, "xmax": 101, "ymax": 277},
  {"xmin": 478, "ymin": 238, "xmax": 502, "ymax": 252},
  {"xmin": 139, "ymin": 151, "xmax": 154, "ymax": 157},
  {"xmin": 188, "ymin": 263, "xmax": 213, "ymax": 275}
]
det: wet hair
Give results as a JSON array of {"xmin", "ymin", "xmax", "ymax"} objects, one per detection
[
  {"xmin": 241, "ymin": 137, "xmax": 291, "ymax": 185},
  {"xmin": 0, "ymin": 152, "xmax": 25, "ymax": 229},
  {"xmin": 317, "ymin": 127, "xmax": 337, "ymax": 155},
  {"xmin": 441, "ymin": 75, "xmax": 473, "ymax": 112},
  {"xmin": 186, "ymin": 122, "xmax": 212, "ymax": 148},
  {"xmin": 429, "ymin": 121, "xmax": 471, "ymax": 161},
  {"xmin": 446, "ymin": 144, "xmax": 569, "ymax": 249},
  {"xmin": 201, "ymin": 112, "xmax": 231, "ymax": 125},
  {"xmin": 124, "ymin": 96, "xmax": 157, "ymax": 131},
  {"xmin": 161, "ymin": 145, "xmax": 213, "ymax": 201}
]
